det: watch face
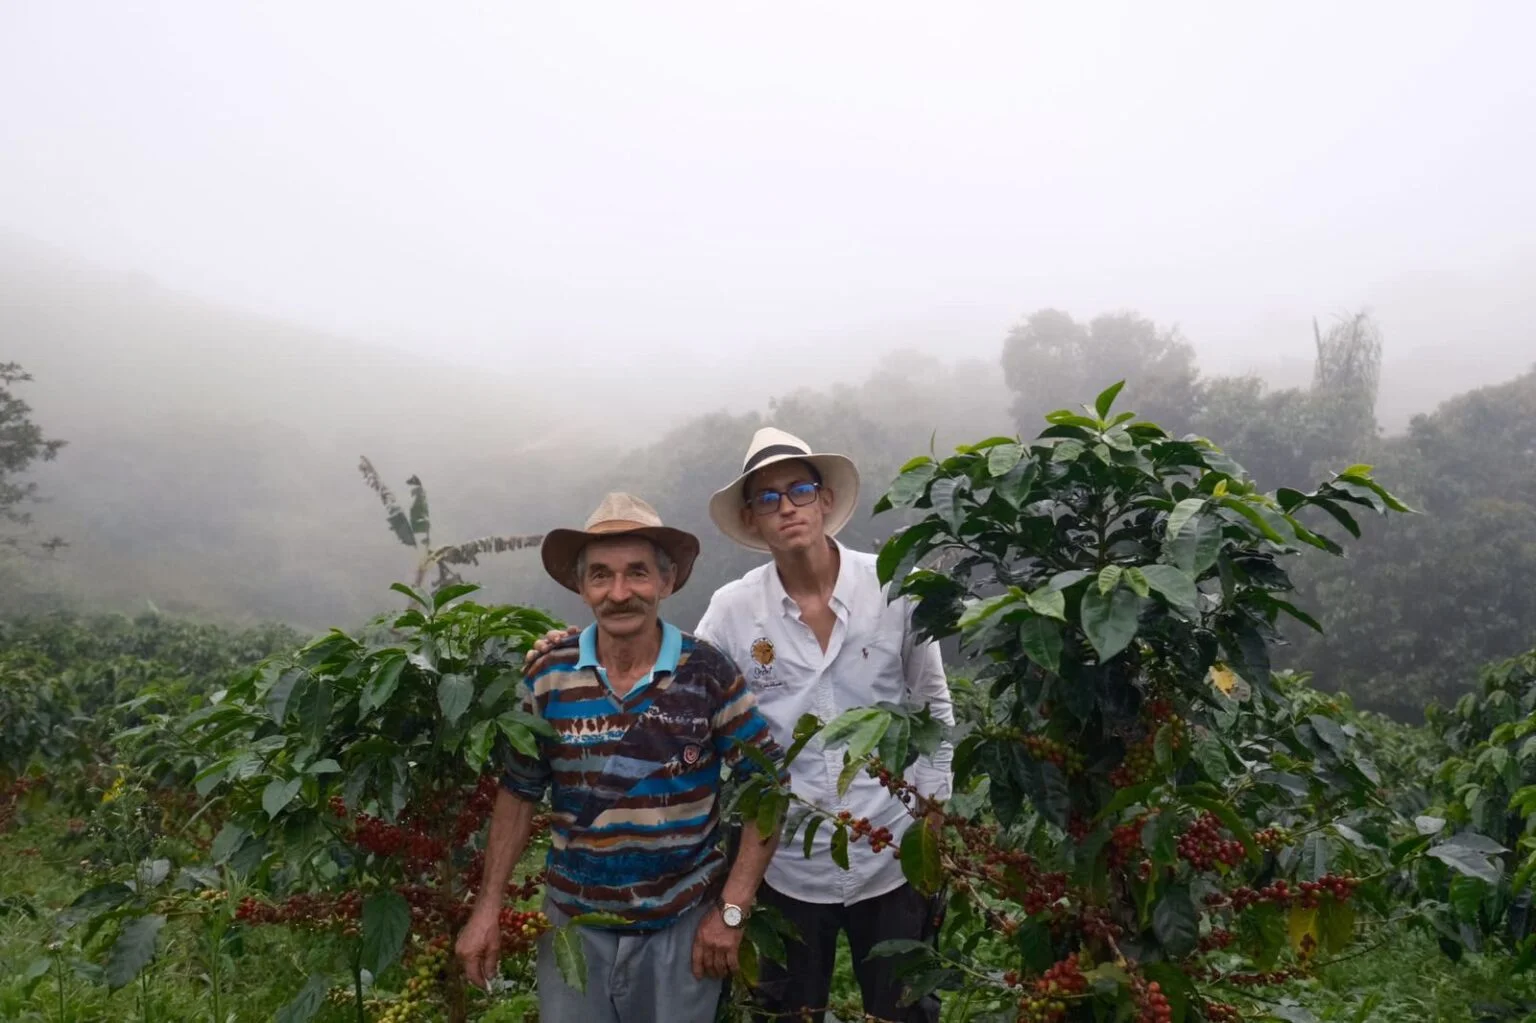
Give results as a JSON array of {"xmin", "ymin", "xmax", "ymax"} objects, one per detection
[{"xmin": 722, "ymin": 905, "xmax": 743, "ymax": 927}]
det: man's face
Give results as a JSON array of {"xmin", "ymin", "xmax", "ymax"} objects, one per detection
[
  {"xmin": 739, "ymin": 459, "xmax": 834, "ymax": 554},
  {"xmin": 579, "ymin": 537, "xmax": 672, "ymax": 639}
]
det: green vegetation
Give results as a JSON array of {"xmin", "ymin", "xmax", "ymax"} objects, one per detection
[
  {"xmin": 4, "ymin": 256, "xmax": 1536, "ymax": 1021},
  {"xmin": 2, "ymin": 384, "xmax": 1535, "ymax": 1022}
]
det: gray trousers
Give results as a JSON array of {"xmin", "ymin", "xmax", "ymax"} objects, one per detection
[{"xmin": 535, "ymin": 897, "xmax": 722, "ymax": 1023}]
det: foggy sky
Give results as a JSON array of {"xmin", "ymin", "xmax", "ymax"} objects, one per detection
[{"xmin": 3, "ymin": 1, "xmax": 1533, "ymax": 415}]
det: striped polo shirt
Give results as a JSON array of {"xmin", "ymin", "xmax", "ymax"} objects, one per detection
[{"xmin": 501, "ymin": 620, "xmax": 784, "ymax": 931}]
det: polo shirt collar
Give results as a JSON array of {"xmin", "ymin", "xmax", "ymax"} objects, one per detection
[{"xmin": 576, "ymin": 620, "xmax": 683, "ymax": 680}]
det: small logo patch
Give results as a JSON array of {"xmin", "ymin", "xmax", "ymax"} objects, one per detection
[
  {"xmin": 750, "ymin": 638, "xmax": 775, "ymax": 666},
  {"xmin": 681, "ymin": 744, "xmax": 702, "ymax": 765},
  {"xmin": 748, "ymin": 636, "xmax": 781, "ymax": 688}
]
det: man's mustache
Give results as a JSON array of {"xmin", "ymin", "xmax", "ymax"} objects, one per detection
[{"xmin": 599, "ymin": 599, "xmax": 648, "ymax": 616}]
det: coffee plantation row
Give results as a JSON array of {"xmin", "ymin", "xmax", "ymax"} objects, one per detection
[{"xmin": 3, "ymin": 389, "xmax": 1536, "ymax": 1022}]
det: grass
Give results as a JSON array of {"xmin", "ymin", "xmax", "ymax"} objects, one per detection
[{"xmin": 1260, "ymin": 931, "xmax": 1536, "ymax": 1022}]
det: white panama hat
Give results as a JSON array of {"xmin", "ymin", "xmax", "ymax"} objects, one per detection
[{"xmin": 707, "ymin": 428, "xmax": 861, "ymax": 552}]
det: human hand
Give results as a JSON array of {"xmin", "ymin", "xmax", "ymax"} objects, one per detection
[
  {"xmin": 691, "ymin": 906, "xmax": 746, "ymax": 980},
  {"xmin": 523, "ymin": 627, "xmax": 580, "ymax": 669},
  {"xmin": 455, "ymin": 908, "xmax": 502, "ymax": 990}
]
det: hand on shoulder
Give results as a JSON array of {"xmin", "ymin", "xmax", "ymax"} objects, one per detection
[{"xmin": 523, "ymin": 626, "xmax": 580, "ymax": 671}]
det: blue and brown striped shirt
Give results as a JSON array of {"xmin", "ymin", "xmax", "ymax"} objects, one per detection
[{"xmin": 501, "ymin": 621, "xmax": 784, "ymax": 930}]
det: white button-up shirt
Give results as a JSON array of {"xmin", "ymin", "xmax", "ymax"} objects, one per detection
[{"xmin": 695, "ymin": 540, "xmax": 954, "ymax": 905}]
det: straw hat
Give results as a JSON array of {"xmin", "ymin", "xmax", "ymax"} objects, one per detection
[
  {"xmin": 541, "ymin": 492, "xmax": 700, "ymax": 594},
  {"xmin": 708, "ymin": 428, "xmax": 860, "ymax": 552}
]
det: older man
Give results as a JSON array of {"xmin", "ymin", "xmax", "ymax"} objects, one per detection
[{"xmin": 455, "ymin": 492, "xmax": 784, "ymax": 1022}]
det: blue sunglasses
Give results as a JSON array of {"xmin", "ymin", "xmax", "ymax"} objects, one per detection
[{"xmin": 748, "ymin": 481, "xmax": 822, "ymax": 516}]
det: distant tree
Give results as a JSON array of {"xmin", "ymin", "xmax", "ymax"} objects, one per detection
[
  {"xmin": 1187, "ymin": 378, "xmax": 1345, "ymax": 489},
  {"xmin": 1001, "ymin": 309, "xmax": 1199, "ymax": 433},
  {"xmin": 1286, "ymin": 368, "xmax": 1536, "ymax": 716},
  {"xmin": 1189, "ymin": 311, "xmax": 1385, "ymax": 489},
  {"xmin": 0, "ymin": 362, "xmax": 66, "ymax": 554},
  {"xmin": 1311, "ymin": 310, "xmax": 1383, "ymax": 451},
  {"xmin": 358, "ymin": 457, "xmax": 543, "ymax": 593}
]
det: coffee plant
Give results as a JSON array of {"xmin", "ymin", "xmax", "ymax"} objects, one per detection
[
  {"xmin": 177, "ymin": 583, "xmax": 562, "ymax": 1023},
  {"xmin": 1411, "ymin": 648, "xmax": 1536, "ymax": 981},
  {"xmin": 784, "ymin": 383, "xmax": 1509, "ymax": 1021}
]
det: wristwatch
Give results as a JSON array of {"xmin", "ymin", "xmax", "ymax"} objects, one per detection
[{"xmin": 716, "ymin": 897, "xmax": 748, "ymax": 929}]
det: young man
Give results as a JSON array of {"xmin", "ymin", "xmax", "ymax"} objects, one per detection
[
  {"xmin": 698, "ymin": 428, "xmax": 954, "ymax": 1023},
  {"xmin": 455, "ymin": 492, "xmax": 785, "ymax": 1022}
]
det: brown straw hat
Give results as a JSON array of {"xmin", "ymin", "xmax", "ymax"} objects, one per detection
[{"xmin": 541, "ymin": 492, "xmax": 701, "ymax": 594}]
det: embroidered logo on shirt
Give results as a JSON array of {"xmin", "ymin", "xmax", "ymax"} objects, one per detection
[
  {"xmin": 748, "ymin": 637, "xmax": 782, "ymax": 688},
  {"xmin": 751, "ymin": 638, "xmax": 775, "ymax": 666}
]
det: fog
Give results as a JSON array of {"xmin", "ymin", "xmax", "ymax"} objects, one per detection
[
  {"xmin": 1, "ymin": 2, "xmax": 1534, "ymax": 711},
  {"xmin": 4, "ymin": 2, "xmax": 1534, "ymax": 424}
]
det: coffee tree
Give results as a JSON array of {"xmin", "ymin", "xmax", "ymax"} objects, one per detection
[
  {"xmin": 1417, "ymin": 648, "xmax": 1536, "ymax": 977},
  {"xmin": 792, "ymin": 383, "xmax": 1507, "ymax": 1022},
  {"xmin": 180, "ymin": 584, "xmax": 561, "ymax": 1023}
]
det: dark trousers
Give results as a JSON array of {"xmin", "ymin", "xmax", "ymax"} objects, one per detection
[{"xmin": 749, "ymin": 882, "xmax": 941, "ymax": 1023}]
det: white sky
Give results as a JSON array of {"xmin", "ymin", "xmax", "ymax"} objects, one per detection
[{"xmin": 2, "ymin": 1, "xmax": 1533, "ymax": 405}]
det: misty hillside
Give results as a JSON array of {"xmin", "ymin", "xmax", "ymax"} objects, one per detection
[
  {"xmin": 0, "ymin": 234, "xmax": 1014, "ymax": 627},
  {"xmin": 4, "ymin": 232, "xmax": 1534, "ymax": 714},
  {"xmin": 0, "ymin": 233, "xmax": 629, "ymax": 624}
]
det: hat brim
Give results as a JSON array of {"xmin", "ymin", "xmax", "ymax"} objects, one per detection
[
  {"xmin": 541, "ymin": 525, "xmax": 701, "ymax": 594},
  {"xmin": 708, "ymin": 453, "xmax": 861, "ymax": 552}
]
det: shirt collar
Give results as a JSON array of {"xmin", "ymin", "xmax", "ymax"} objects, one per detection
[
  {"xmin": 765, "ymin": 538, "xmax": 856, "ymax": 615},
  {"xmin": 576, "ymin": 620, "xmax": 683, "ymax": 676}
]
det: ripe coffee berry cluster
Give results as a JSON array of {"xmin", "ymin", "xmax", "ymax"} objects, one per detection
[
  {"xmin": 451, "ymin": 775, "xmax": 499, "ymax": 847},
  {"xmin": 1076, "ymin": 906, "xmax": 1125, "ymax": 943},
  {"xmin": 1013, "ymin": 953, "xmax": 1088, "ymax": 1022},
  {"xmin": 1020, "ymin": 871, "xmax": 1069, "ymax": 917},
  {"xmin": 1135, "ymin": 980, "xmax": 1173, "ymax": 1023},
  {"xmin": 1197, "ymin": 928, "xmax": 1236, "ymax": 954},
  {"xmin": 326, "ymin": 796, "xmax": 451, "ymax": 871},
  {"xmin": 1108, "ymin": 814, "xmax": 1149, "ymax": 868},
  {"xmin": 1295, "ymin": 875, "xmax": 1360, "ymax": 908},
  {"xmin": 1222, "ymin": 873, "xmax": 1358, "ymax": 911},
  {"xmin": 1110, "ymin": 697, "xmax": 1191, "ymax": 785},
  {"xmin": 236, "ymin": 890, "xmax": 363, "ymax": 934},
  {"xmin": 836, "ymin": 811, "xmax": 896, "ymax": 854},
  {"xmin": 1205, "ymin": 1003, "xmax": 1244, "ymax": 1022},
  {"xmin": 1022, "ymin": 735, "xmax": 1086, "ymax": 775},
  {"xmin": 1177, "ymin": 813, "xmax": 1245, "ymax": 872},
  {"xmin": 397, "ymin": 884, "xmax": 460, "ymax": 932},
  {"xmin": 353, "ymin": 815, "xmax": 446, "ymax": 866},
  {"xmin": 497, "ymin": 907, "xmax": 549, "ymax": 954}
]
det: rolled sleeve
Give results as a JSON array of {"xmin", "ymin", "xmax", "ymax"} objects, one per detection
[
  {"xmin": 498, "ymin": 680, "xmax": 551, "ymax": 802},
  {"xmin": 499, "ymin": 752, "xmax": 550, "ymax": 803}
]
